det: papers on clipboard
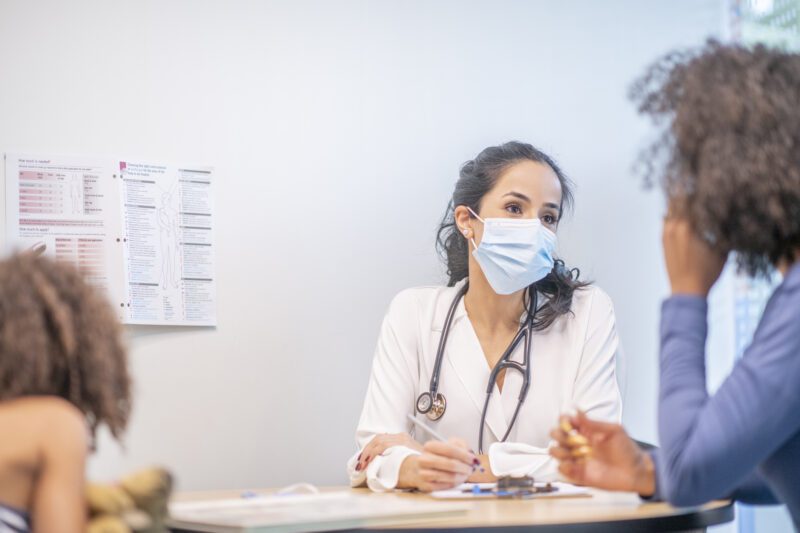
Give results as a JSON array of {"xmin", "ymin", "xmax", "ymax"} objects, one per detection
[
  {"xmin": 168, "ymin": 491, "xmax": 470, "ymax": 533},
  {"xmin": 430, "ymin": 482, "xmax": 591, "ymax": 500}
]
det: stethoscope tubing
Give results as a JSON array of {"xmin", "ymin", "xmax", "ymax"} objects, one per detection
[{"xmin": 420, "ymin": 282, "xmax": 538, "ymax": 454}]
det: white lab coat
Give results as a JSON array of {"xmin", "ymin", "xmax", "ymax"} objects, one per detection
[{"xmin": 348, "ymin": 279, "xmax": 622, "ymax": 491}]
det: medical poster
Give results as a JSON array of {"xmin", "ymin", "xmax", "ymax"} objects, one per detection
[
  {"xmin": 5, "ymin": 154, "xmax": 216, "ymax": 327},
  {"xmin": 119, "ymin": 160, "xmax": 215, "ymax": 326}
]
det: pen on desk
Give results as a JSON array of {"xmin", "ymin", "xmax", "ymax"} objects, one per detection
[{"xmin": 406, "ymin": 414, "xmax": 485, "ymax": 472}]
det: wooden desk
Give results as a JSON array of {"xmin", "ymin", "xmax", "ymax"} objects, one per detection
[{"xmin": 170, "ymin": 487, "xmax": 733, "ymax": 533}]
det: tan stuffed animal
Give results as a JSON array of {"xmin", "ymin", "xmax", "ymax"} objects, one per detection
[{"xmin": 86, "ymin": 467, "xmax": 173, "ymax": 533}]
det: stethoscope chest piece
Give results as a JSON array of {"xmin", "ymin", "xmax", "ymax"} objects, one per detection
[{"xmin": 416, "ymin": 391, "xmax": 446, "ymax": 421}]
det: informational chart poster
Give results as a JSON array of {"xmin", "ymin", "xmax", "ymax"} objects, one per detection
[{"xmin": 5, "ymin": 154, "xmax": 216, "ymax": 326}]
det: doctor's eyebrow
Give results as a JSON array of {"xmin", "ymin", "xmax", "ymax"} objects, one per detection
[
  {"xmin": 503, "ymin": 192, "xmax": 562, "ymax": 214},
  {"xmin": 503, "ymin": 191, "xmax": 531, "ymax": 203}
]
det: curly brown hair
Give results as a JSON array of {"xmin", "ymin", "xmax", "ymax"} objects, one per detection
[
  {"xmin": 630, "ymin": 40, "xmax": 800, "ymax": 277},
  {"xmin": 0, "ymin": 253, "xmax": 131, "ymax": 440}
]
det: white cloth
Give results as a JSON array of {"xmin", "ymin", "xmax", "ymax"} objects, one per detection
[
  {"xmin": 488, "ymin": 442, "xmax": 557, "ymax": 479},
  {"xmin": 348, "ymin": 280, "xmax": 622, "ymax": 491}
]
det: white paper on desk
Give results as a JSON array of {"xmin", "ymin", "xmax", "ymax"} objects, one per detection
[
  {"xmin": 168, "ymin": 492, "xmax": 470, "ymax": 532},
  {"xmin": 430, "ymin": 482, "xmax": 590, "ymax": 500}
]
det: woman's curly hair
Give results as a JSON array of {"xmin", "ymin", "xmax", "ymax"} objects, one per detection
[
  {"xmin": 630, "ymin": 40, "xmax": 800, "ymax": 277},
  {"xmin": 0, "ymin": 253, "xmax": 131, "ymax": 440}
]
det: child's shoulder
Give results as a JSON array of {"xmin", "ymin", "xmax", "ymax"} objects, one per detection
[
  {"xmin": 0, "ymin": 395, "xmax": 83, "ymax": 420},
  {"xmin": 0, "ymin": 396, "xmax": 87, "ymax": 447}
]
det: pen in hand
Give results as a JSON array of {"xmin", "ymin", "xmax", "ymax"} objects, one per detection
[{"xmin": 406, "ymin": 414, "xmax": 485, "ymax": 473}]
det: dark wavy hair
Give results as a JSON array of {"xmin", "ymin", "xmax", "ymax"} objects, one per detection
[
  {"xmin": 436, "ymin": 141, "xmax": 590, "ymax": 331},
  {"xmin": 0, "ymin": 253, "xmax": 131, "ymax": 440},
  {"xmin": 630, "ymin": 40, "xmax": 800, "ymax": 277}
]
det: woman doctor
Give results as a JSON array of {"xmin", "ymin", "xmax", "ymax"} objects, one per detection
[{"xmin": 348, "ymin": 141, "xmax": 622, "ymax": 492}]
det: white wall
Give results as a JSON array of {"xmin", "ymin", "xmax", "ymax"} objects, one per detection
[{"xmin": 0, "ymin": 0, "xmax": 722, "ymax": 491}]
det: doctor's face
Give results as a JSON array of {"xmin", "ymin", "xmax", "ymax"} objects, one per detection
[{"xmin": 457, "ymin": 160, "xmax": 563, "ymax": 244}]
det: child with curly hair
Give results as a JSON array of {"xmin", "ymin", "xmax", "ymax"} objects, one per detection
[{"xmin": 0, "ymin": 253, "xmax": 131, "ymax": 532}]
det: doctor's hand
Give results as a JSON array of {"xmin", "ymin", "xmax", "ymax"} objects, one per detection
[
  {"xmin": 549, "ymin": 412, "xmax": 655, "ymax": 497},
  {"xmin": 663, "ymin": 213, "xmax": 727, "ymax": 298},
  {"xmin": 397, "ymin": 438, "xmax": 479, "ymax": 492},
  {"xmin": 356, "ymin": 433, "xmax": 423, "ymax": 472}
]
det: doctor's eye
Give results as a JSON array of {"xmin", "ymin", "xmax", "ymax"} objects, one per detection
[
  {"xmin": 542, "ymin": 214, "xmax": 558, "ymax": 225},
  {"xmin": 505, "ymin": 203, "xmax": 523, "ymax": 215}
]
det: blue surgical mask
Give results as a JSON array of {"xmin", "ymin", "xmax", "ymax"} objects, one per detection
[{"xmin": 467, "ymin": 207, "xmax": 557, "ymax": 295}]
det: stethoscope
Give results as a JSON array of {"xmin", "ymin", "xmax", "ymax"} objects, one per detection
[{"xmin": 415, "ymin": 282, "xmax": 537, "ymax": 453}]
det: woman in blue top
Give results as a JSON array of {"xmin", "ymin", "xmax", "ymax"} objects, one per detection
[{"xmin": 549, "ymin": 41, "xmax": 800, "ymax": 527}]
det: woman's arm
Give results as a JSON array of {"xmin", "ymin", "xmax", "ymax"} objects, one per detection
[
  {"xmin": 648, "ymin": 450, "xmax": 777, "ymax": 504},
  {"xmin": 655, "ymin": 292, "xmax": 800, "ymax": 505},
  {"xmin": 348, "ymin": 290, "xmax": 424, "ymax": 491},
  {"xmin": 571, "ymin": 288, "xmax": 623, "ymax": 422},
  {"xmin": 540, "ymin": 287, "xmax": 622, "ymax": 479}
]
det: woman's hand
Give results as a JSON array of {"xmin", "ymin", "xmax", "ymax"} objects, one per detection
[
  {"xmin": 467, "ymin": 454, "xmax": 496, "ymax": 483},
  {"xmin": 398, "ymin": 438, "xmax": 479, "ymax": 492},
  {"xmin": 549, "ymin": 412, "xmax": 655, "ymax": 497},
  {"xmin": 662, "ymin": 215, "xmax": 727, "ymax": 297},
  {"xmin": 356, "ymin": 433, "xmax": 423, "ymax": 472}
]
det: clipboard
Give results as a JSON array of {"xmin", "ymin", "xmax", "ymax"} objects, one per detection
[{"xmin": 430, "ymin": 482, "xmax": 591, "ymax": 500}]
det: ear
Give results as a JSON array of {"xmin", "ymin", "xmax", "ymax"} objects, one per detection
[{"xmin": 454, "ymin": 205, "xmax": 474, "ymax": 239}]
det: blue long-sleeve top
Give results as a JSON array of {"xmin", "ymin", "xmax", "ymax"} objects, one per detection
[{"xmin": 651, "ymin": 262, "xmax": 800, "ymax": 528}]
